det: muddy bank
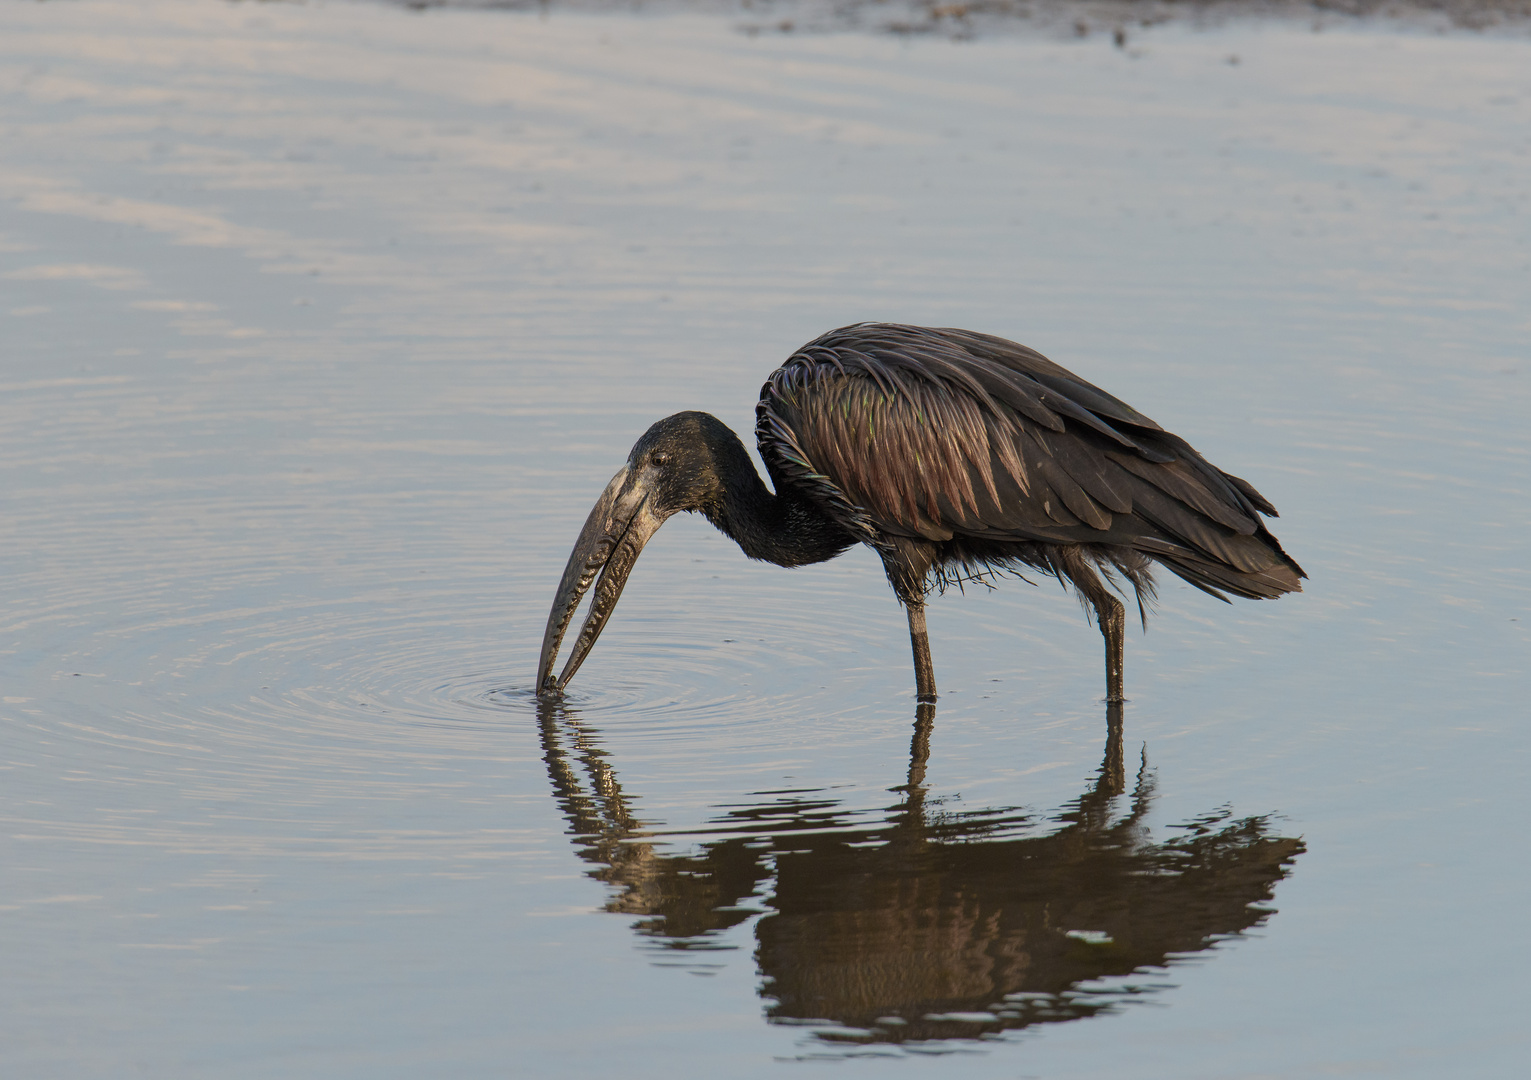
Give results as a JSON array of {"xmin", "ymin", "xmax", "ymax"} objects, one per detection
[{"xmin": 380, "ymin": 0, "xmax": 1531, "ymax": 38}]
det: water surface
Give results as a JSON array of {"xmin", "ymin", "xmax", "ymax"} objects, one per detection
[{"xmin": 1, "ymin": 2, "xmax": 1527, "ymax": 1076}]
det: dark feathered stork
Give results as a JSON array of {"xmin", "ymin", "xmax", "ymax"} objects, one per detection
[{"xmin": 537, "ymin": 323, "xmax": 1303, "ymax": 704}]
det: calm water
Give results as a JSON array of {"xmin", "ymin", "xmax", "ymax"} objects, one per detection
[{"xmin": 2, "ymin": 2, "xmax": 1528, "ymax": 1076}]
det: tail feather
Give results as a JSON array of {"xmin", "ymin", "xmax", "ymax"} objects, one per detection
[
  {"xmin": 1156, "ymin": 550, "xmax": 1303, "ymax": 602},
  {"xmin": 1130, "ymin": 528, "xmax": 1303, "ymax": 602}
]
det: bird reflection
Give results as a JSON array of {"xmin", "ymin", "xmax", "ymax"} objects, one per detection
[{"xmin": 536, "ymin": 701, "xmax": 1302, "ymax": 1048}]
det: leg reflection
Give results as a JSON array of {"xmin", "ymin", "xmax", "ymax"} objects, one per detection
[
  {"xmin": 905, "ymin": 701, "xmax": 935, "ymax": 791},
  {"xmin": 1100, "ymin": 700, "xmax": 1126, "ymax": 798}
]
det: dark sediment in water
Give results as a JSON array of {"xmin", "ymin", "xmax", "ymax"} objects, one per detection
[{"xmin": 379, "ymin": 0, "xmax": 1531, "ymax": 38}]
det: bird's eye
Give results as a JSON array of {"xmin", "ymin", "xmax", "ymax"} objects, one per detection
[{"xmin": 651, "ymin": 452, "xmax": 672, "ymax": 467}]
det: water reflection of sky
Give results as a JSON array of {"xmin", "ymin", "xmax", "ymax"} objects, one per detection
[{"xmin": 1, "ymin": 1, "xmax": 1527, "ymax": 1077}]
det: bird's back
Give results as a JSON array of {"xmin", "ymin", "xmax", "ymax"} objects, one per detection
[{"xmin": 755, "ymin": 323, "xmax": 1303, "ymax": 602}]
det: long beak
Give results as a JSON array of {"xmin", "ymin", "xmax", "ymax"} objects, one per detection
[{"xmin": 537, "ymin": 466, "xmax": 667, "ymax": 697}]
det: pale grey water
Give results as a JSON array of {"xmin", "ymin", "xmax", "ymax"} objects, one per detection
[{"xmin": 1, "ymin": 2, "xmax": 1528, "ymax": 1076}]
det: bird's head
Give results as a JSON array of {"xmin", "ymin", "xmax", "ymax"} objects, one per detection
[
  {"xmin": 624, "ymin": 411, "xmax": 734, "ymax": 515},
  {"xmin": 536, "ymin": 411, "xmax": 737, "ymax": 697}
]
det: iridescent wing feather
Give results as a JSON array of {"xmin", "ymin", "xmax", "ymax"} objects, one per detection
[{"xmin": 756, "ymin": 323, "xmax": 1303, "ymax": 601}]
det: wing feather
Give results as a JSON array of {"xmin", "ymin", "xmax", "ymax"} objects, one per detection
[{"xmin": 756, "ymin": 324, "xmax": 1304, "ymax": 596}]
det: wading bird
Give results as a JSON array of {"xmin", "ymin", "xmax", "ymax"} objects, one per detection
[{"xmin": 537, "ymin": 323, "xmax": 1303, "ymax": 704}]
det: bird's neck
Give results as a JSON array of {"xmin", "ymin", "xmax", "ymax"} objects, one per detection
[{"xmin": 698, "ymin": 433, "xmax": 855, "ymax": 568}]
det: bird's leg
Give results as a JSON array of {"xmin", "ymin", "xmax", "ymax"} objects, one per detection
[
  {"xmin": 1058, "ymin": 548, "xmax": 1127, "ymax": 703},
  {"xmin": 905, "ymin": 600, "xmax": 938, "ymax": 703},
  {"xmin": 882, "ymin": 539, "xmax": 939, "ymax": 703},
  {"xmin": 1098, "ymin": 594, "xmax": 1126, "ymax": 703}
]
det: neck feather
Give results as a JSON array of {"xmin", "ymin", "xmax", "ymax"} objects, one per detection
[{"xmin": 696, "ymin": 428, "xmax": 855, "ymax": 568}]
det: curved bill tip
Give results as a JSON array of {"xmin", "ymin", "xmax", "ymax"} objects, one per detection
[{"xmin": 536, "ymin": 466, "xmax": 666, "ymax": 696}]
